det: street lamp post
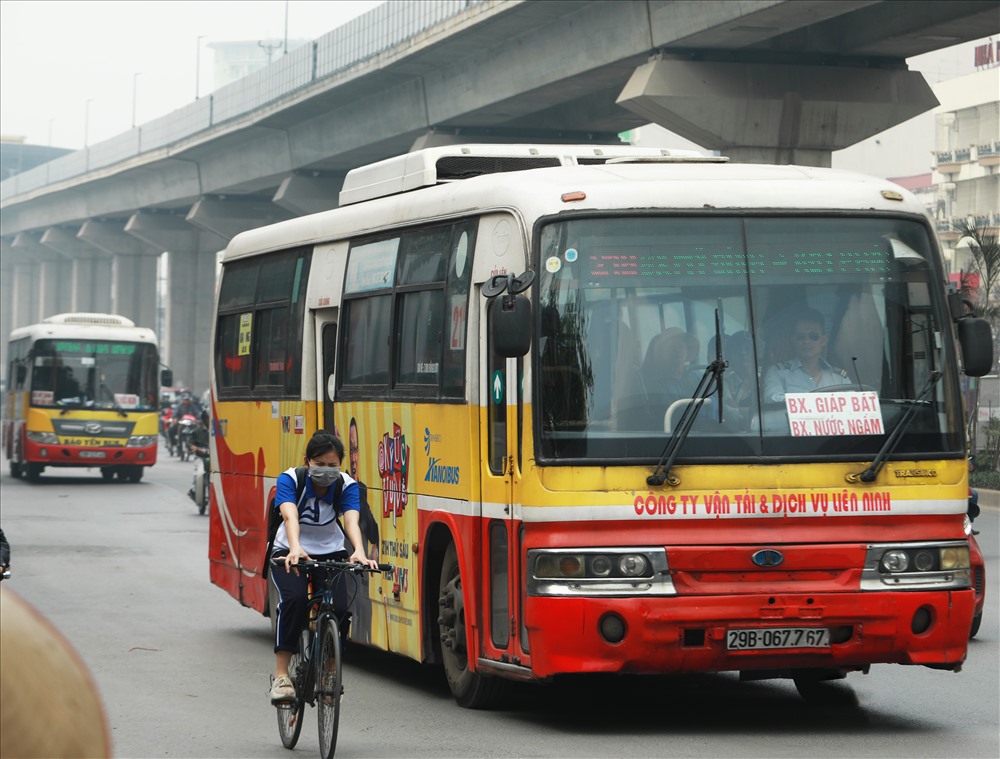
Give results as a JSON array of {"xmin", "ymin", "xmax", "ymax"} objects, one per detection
[
  {"xmin": 84, "ymin": 99, "xmax": 94, "ymax": 147},
  {"xmin": 132, "ymin": 72, "xmax": 141, "ymax": 128},
  {"xmin": 195, "ymin": 35, "xmax": 206, "ymax": 99}
]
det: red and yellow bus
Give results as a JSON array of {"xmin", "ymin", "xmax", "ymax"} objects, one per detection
[
  {"xmin": 3, "ymin": 313, "xmax": 165, "ymax": 483},
  {"xmin": 207, "ymin": 145, "xmax": 993, "ymax": 706}
]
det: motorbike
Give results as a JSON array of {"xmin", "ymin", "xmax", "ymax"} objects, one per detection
[
  {"xmin": 175, "ymin": 413, "xmax": 198, "ymax": 461},
  {"xmin": 189, "ymin": 453, "xmax": 210, "ymax": 515},
  {"xmin": 160, "ymin": 407, "xmax": 175, "ymax": 455}
]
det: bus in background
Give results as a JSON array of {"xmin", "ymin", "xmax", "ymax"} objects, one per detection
[
  {"xmin": 207, "ymin": 145, "xmax": 993, "ymax": 708},
  {"xmin": 2, "ymin": 313, "xmax": 169, "ymax": 483}
]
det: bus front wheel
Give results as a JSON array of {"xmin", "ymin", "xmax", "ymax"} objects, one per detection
[
  {"xmin": 437, "ymin": 542, "xmax": 506, "ymax": 709},
  {"xmin": 24, "ymin": 463, "xmax": 43, "ymax": 482},
  {"xmin": 9, "ymin": 461, "xmax": 22, "ymax": 479}
]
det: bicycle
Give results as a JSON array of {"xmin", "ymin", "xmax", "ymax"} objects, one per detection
[{"xmin": 270, "ymin": 558, "xmax": 392, "ymax": 759}]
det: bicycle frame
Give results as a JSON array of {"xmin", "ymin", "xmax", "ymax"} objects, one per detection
[{"xmin": 273, "ymin": 558, "xmax": 392, "ymax": 759}]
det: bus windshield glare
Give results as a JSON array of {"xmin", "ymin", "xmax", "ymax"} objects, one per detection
[
  {"xmin": 536, "ymin": 215, "xmax": 962, "ymax": 462},
  {"xmin": 29, "ymin": 339, "xmax": 159, "ymax": 412}
]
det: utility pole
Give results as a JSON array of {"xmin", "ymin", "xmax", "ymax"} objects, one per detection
[
  {"xmin": 84, "ymin": 99, "xmax": 93, "ymax": 147},
  {"xmin": 258, "ymin": 39, "xmax": 282, "ymax": 64},
  {"xmin": 132, "ymin": 72, "xmax": 141, "ymax": 128},
  {"xmin": 196, "ymin": 35, "xmax": 206, "ymax": 99}
]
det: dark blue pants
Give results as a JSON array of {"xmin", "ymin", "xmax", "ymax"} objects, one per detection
[{"xmin": 270, "ymin": 549, "xmax": 355, "ymax": 653}]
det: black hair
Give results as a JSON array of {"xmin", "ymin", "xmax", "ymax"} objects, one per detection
[
  {"xmin": 304, "ymin": 429, "xmax": 345, "ymax": 462},
  {"xmin": 792, "ymin": 308, "xmax": 826, "ymax": 333}
]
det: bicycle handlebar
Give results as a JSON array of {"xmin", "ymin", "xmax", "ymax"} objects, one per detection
[{"xmin": 270, "ymin": 557, "xmax": 393, "ymax": 575}]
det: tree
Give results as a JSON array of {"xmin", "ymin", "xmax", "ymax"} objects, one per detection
[
  {"xmin": 954, "ymin": 219, "xmax": 1000, "ymax": 330},
  {"xmin": 954, "ymin": 219, "xmax": 1000, "ymax": 467}
]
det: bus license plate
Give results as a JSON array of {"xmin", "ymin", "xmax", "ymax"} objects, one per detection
[
  {"xmin": 79, "ymin": 450, "xmax": 107, "ymax": 459},
  {"xmin": 727, "ymin": 627, "xmax": 830, "ymax": 650}
]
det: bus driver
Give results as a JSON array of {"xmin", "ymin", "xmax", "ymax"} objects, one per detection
[{"xmin": 762, "ymin": 309, "xmax": 849, "ymax": 402}]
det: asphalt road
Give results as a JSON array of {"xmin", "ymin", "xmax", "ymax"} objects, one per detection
[{"xmin": 0, "ymin": 450, "xmax": 997, "ymax": 759}]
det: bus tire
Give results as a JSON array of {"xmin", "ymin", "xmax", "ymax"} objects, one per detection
[
  {"xmin": 10, "ymin": 461, "xmax": 22, "ymax": 479},
  {"xmin": 970, "ymin": 611, "xmax": 982, "ymax": 639},
  {"xmin": 793, "ymin": 671, "xmax": 858, "ymax": 707},
  {"xmin": 24, "ymin": 463, "xmax": 43, "ymax": 482},
  {"xmin": 100, "ymin": 468, "xmax": 115, "ymax": 482},
  {"xmin": 126, "ymin": 466, "xmax": 143, "ymax": 483},
  {"xmin": 437, "ymin": 542, "xmax": 507, "ymax": 709}
]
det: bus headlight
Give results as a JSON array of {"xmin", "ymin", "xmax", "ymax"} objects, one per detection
[
  {"xmin": 618, "ymin": 554, "xmax": 649, "ymax": 577},
  {"xmin": 527, "ymin": 548, "xmax": 674, "ymax": 596},
  {"xmin": 862, "ymin": 542, "xmax": 971, "ymax": 590},
  {"xmin": 881, "ymin": 550, "xmax": 909, "ymax": 573},
  {"xmin": 26, "ymin": 431, "xmax": 59, "ymax": 444},
  {"xmin": 127, "ymin": 436, "xmax": 157, "ymax": 447}
]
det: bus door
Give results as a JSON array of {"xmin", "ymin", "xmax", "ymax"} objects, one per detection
[
  {"xmin": 314, "ymin": 310, "xmax": 338, "ymax": 432},
  {"xmin": 483, "ymin": 302, "xmax": 527, "ymax": 666}
]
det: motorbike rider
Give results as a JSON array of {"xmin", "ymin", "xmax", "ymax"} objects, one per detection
[
  {"xmin": 168, "ymin": 393, "xmax": 202, "ymax": 453},
  {"xmin": 187, "ymin": 411, "xmax": 211, "ymax": 503}
]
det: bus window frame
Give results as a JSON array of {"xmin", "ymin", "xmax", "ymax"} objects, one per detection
[
  {"xmin": 337, "ymin": 219, "xmax": 477, "ymax": 403},
  {"xmin": 214, "ymin": 247, "xmax": 311, "ymax": 401}
]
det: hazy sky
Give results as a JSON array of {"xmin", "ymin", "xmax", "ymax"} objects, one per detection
[
  {"xmin": 0, "ymin": 0, "xmax": 383, "ymax": 149},
  {"xmin": 0, "ymin": 0, "xmax": 992, "ymax": 179}
]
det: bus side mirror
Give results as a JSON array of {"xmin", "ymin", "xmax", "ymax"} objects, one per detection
[
  {"xmin": 161, "ymin": 369, "xmax": 174, "ymax": 387},
  {"xmin": 483, "ymin": 271, "xmax": 534, "ymax": 358},
  {"xmin": 492, "ymin": 294, "xmax": 532, "ymax": 357},
  {"xmin": 957, "ymin": 317, "xmax": 994, "ymax": 377}
]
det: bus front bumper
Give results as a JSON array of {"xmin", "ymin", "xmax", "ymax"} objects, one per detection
[
  {"xmin": 522, "ymin": 590, "xmax": 973, "ymax": 678},
  {"xmin": 24, "ymin": 439, "xmax": 157, "ymax": 467}
]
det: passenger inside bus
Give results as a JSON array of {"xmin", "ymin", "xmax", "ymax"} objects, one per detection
[{"xmin": 641, "ymin": 327, "xmax": 698, "ymax": 429}]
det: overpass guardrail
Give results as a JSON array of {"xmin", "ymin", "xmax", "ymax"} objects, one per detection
[{"xmin": 1, "ymin": 0, "xmax": 486, "ymax": 203}]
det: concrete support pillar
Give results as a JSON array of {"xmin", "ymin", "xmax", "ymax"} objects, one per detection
[
  {"xmin": 78, "ymin": 220, "xmax": 160, "ymax": 330},
  {"xmin": 273, "ymin": 173, "xmax": 345, "ymax": 216},
  {"xmin": 617, "ymin": 59, "xmax": 939, "ymax": 167},
  {"xmin": 69, "ymin": 258, "xmax": 114, "ymax": 314},
  {"xmin": 186, "ymin": 196, "xmax": 293, "ymax": 241},
  {"xmin": 110, "ymin": 254, "xmax": 159, "ymax": 330},
  {"xmin": 11, "ymin": 231, "xmax": 65, "ymax": 325},
  {"xmin": 0, "ymin": 239, "xmax": 15, "ymax": 389},
  {"xmin": 38, "ymin": 259, "xmax": 73, "ymax": 322},
  {"xmin": 40, "ymin": 226, "xmax": 114, "ymax": 314},
  {"xmin": 125, "ymin": 211, "xmax": 226, "ymax": 394},
  {"xmin": 10, "ymin": 261, "xmax": 40, "ymax": 329}
]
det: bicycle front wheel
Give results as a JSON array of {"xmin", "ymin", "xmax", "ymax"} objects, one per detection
[
  {"xmin": 276, "ymin": 652, "xmax": 305, "ymax": 749},
  {"xmin": 316, "ymin": 618, "xmax": 343, "ymax": 759}
]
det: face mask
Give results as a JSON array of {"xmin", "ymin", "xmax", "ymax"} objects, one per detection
[{"xmin": 309, "ymin": 465, "xmax": 341, "ymax": 487}]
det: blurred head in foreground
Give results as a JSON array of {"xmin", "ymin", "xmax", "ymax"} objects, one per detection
[{"xmin": 0, "ymin": 586, "xmax": 111, "ymax": 758}]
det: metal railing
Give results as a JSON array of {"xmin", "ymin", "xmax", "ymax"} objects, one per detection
[{"xmin": 1, "ymin": 0, "xmax": 487, "ymax": 203}]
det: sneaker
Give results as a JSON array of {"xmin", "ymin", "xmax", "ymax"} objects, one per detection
[{"xmin": 270, "ymin": 675, "xmax": 295, "ymax": 702}]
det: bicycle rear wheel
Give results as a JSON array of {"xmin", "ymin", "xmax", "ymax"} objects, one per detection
[
  {"xmin": 316, "ymin": 618, "xmax": 343, "ymax": 759},
  {"xmin": 276, "ymin": 652, "xmax": 305, "ymax": 749}
]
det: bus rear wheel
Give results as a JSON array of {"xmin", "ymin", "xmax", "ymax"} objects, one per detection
[{"xmin": 437, "ymin": 542, "xmax": 506, "ymax": 709}]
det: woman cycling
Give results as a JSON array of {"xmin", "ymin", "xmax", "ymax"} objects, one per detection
[{"xmin": 269, "ymin": 430, "xmax": 377, "ymax": 702}]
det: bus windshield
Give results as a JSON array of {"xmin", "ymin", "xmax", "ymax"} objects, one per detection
[
  {"xmin": 536, "ymin": 215, "xmax": 962, "ymax": 463},
  {"xmin": 29, "ymin": 339, "xmax": 159, "ymax": 412}
]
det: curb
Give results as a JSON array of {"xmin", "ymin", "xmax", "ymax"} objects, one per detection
[{"xmin": 975, "ymin": 488, "xmax": 999, "ymax": 510}]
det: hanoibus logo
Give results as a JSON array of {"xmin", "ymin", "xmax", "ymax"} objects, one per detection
[{"xmin": 423, "ymin": 427, "xmax": 460, "ymax": 486}]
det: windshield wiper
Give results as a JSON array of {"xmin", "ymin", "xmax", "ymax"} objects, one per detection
[
  {"xmin": 848, "ymin": 371, "xmax": 942, "ymax": 483},
  {"xmin": 647, "ymin": 310, "xmax": 726, "ymax": 487}
]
